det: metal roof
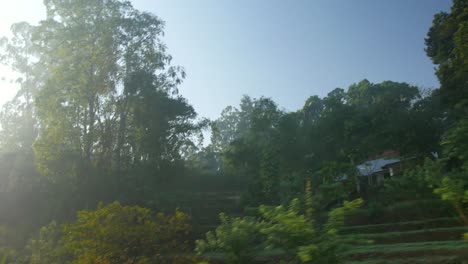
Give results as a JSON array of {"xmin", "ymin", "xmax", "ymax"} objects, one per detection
[{"xmin": 356, "ymin": 158, "xmax": 400, "ymax": 176}]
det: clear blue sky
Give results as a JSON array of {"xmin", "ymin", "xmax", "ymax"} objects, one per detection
[{"xmin": 131, "ymin": 0, "xmax": 451, "ymax": 119}]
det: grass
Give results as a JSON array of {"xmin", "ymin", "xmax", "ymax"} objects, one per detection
[
  {"xmin": 340, "ymin": 217, "xmax": 462, "ymax": 234},
  {"xmin": 345, "ymin": 255, "xmax": 462, "ymax": 264},
  {"xmin": 343, "ymin": 226, "xmax": 468, "ymax": 240},
  {"xmin": 345, "ymin": 240, "xmax": 468, "ymax": 255},
  {"xmin": 202, "ymin": 248, "xmax": 286, "ymax": 261},
  {"xmin": 345, "ymin": 240, "xmax": 468, "ymax": 262}
]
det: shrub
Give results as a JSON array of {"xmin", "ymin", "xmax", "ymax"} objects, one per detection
[
  {"xmin": 259, "ymin": 199, "xmax": 315, "ymax": 255},
  {"xmin": 195, "ymin": 213, "xmax": 266, "ymax": 264},
  {"xmin": 27, "ymin": 221, "xmax": 64, "ymax": 264},
  {"xmin": 380, "ymin": 161, "xmax": 439, "ymax": 204},
  {"xmin": 196, "ymin": 194, "xmax": 364, "ymax": 264},
  {"xmin": 27, "ymin": 202, "xmax": 198, "ymax": 264}
]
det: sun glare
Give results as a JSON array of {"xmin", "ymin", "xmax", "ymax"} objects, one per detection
[
  {"xmin": 0, "ymin": 1, "xmax": 45, "ymax": 107},
  {"xmin": 0, "ymin": 65, "xmax": 19, "ymax": 106}
]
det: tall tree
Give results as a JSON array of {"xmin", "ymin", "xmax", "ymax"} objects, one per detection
[
  {"xmin": 426, "ymin": 0, "xmax": 468, "ymax": 114},
  {"xmin": 1, "ymin": 0, "xmax": 199, "ymax": 210}
]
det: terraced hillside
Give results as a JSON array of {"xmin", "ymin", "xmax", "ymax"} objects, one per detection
[
  {"xmin": 341, "ymin": 217, "xmax": 468, "ymax": 263},
  {"xmin": 153, "ymin": 192, "xmax": 468, "ymax": 263}
]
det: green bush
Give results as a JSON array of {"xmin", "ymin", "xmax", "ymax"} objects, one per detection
[
  {"xmin": 196, "ymin": 193, "xmax": 364, "ymax": 264},
  {"xmin": 259, "ymin": 199, "xmax": 315, "ymax": 255},
  {"xmin": 27, "ymin": 221, "xmax": 64, "ymax": 264},
  {"xmin": 195, "ymin": 214, "xmax": 266, "ymax": 264},
  {"xmin": 380, "ymin": 161, "xmax": 439, "ymax": 204},
  {"xmin": 26, "ymin": 202, "xmax": 198, "ymax": 264},
  {"xmin": 433, "ymin": 118, "xmax": 468, "ymax": 224}
]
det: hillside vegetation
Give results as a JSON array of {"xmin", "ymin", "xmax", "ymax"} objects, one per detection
[{"xmin": 0, "ymin": 0, "xmax": 467, "ymax": 263}]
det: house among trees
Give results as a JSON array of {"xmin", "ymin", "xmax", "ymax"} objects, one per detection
[{"xmin": 356, "ymin": 150, "xmax": 406, "ymax": 186}]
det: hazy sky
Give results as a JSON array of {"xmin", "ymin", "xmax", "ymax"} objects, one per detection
[{"xmin": 0, "ymin": 0, "xmax": 452, "ymax": 119}]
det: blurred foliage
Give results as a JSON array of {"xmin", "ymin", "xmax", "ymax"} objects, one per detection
[
  {"xmin": 213, "ymin": 79, "xmax": 442, "ymax": 207},
  {"xmin": 426, "ymin": 0, "xmax": 468, "ymax": 114},
  {"xmin": 25, "ymin": 202, "xmax": 197, "ymax": 264},
  {"xmin": 27, "ymin": 221, "xmax": 64, "ymax": 264},
  {"xmin": 195, "ymin": 214, "xmax": 267, "ymax": 264},
  {"xmin": 433, "ymin": 118, "xmax": 468, "ymax": 224},
  {"xmin": 379, "ymin": 159, "xmax": 440, "ymax": 204},
  {"xmin": 196, "ymin": 193, "xmax": 363, "ymax": 264}
]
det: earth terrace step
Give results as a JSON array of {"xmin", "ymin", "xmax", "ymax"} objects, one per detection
[
  {"xmin": 344, "ymin": 240, "xmax": 468, "ymax": 261},
  {"xmin": 341, "ymin": 217, "xmax": 463, "ymax": 234},
  {"xmin": 345, "ymin": 255, "xmax": 464, "ymax": 264},
  {"xmin": 343, "ymin": 226, "xmax": 468, "ymax": 244}
]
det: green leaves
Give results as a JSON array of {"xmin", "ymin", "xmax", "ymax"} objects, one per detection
[
  {"xmin": 29, "ymin": 202, "xmax": 195, "ymax": 264},
  {"xmin": 325, "ymin": 198, "xmax": 364, "ymax": 235},
  {"xmin": 195, "ymin": 214, "xmax": 266, "ymax": 264},
  {"xmin": 197, "ymin": 195, "xmax": 363, "ymax": 263},
  {"xmin": 414, "ymin": 118, "xmax": 468, "ymax": 225},
  {"xmin": 215, "ymin": 79, "xmax": 434, "ymax": 206},
  {"xmin": 434, "ymin": 177, "xmax": 466, "ymax": 202},
  {"xmin": 441, "ymin": 118, "xmax": 468, "ymax": 163},
  {"xmin": 27, "ymin": 221, "xmax": 64, "ymax": 264},
  {"xmin": 426, "ymin": 0, "xmax": 468, "ymax": 111},
  {"xmin": 259, "ymin": 199, "xmax": 315, "ymax": 254},
  {"xmin": 0, "ymin": 0, "xmax": 201, "ymax": 211}
]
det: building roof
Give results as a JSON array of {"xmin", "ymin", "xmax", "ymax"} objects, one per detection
[{"xmin": 356, "ymin": 158, "xmax": 400, "ymax": 176}]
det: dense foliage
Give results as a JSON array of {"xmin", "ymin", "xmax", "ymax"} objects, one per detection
[
  {"xmin": 26, "ymin": 202, "xmax": 196, "ymax": 264},
  {"xmin": 196, "ymin": 191, "xmax": 364, "ymax": 264},
  {"xmin": 0, "ymin": 0, "xmax": 466, "ymax": 262},
  {"xmin": 208, "ymin": 80, "xmax": 442, "ymax": 206}
]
